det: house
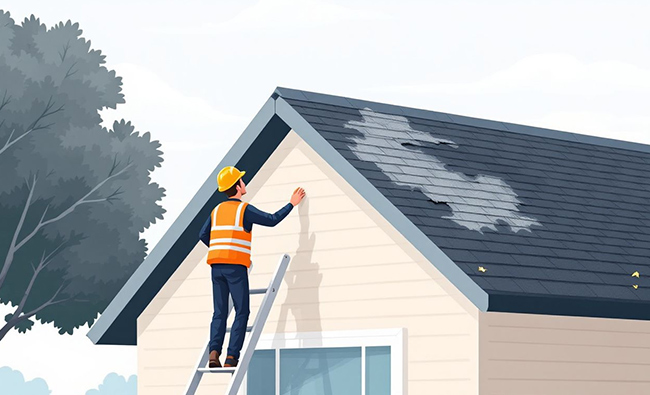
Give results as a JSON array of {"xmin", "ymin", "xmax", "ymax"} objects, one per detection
[{"xmin": 88, "ymin": 87, "xmax": 650, "ymax": 395}]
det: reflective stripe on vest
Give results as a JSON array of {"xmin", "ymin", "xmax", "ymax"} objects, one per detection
[
  {"xmin": 208, "ymin": 245, "xmax": 251, "ymax": 254},
  {"xmin": 209, "ymin": 238, "xmax": 252, "ymax": 247},
  {"xmin": 207, "ymin": 200, "xmax": 252, "ymax": 267}
]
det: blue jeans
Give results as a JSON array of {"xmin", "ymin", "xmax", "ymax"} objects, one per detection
[{"xmin": 209, "ymin": 264, "xmax": 250, "ymax": 359}]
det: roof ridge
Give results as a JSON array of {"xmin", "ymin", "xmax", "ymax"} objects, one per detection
[{"xmin": 274, "ymin": 86, "xmax": 650, "ymax": 155}]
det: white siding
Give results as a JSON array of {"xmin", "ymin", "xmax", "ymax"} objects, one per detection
[
  {"xmin": 479, "ymin": 311, "xmax": 650, "ymax": 394},
  {"xmin": 137, "ymin": 130, "xmax": 479, "ymax": 395}
]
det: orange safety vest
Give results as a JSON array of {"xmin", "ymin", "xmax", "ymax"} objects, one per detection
[{"xmin": 206, "ymin": 200, "xmax": 252, "ymax": 267}]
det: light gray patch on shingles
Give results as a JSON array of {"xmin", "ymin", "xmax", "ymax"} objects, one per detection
[{"xmin": 344, "ymin": 107, "xmax": 542, "ymax": 234}]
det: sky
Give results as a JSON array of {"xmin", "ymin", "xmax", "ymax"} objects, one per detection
[{"xmin": 0, "ymin": 0, "xmax": 648, "ymax": 394}]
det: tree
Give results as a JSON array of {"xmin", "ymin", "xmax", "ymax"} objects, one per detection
[{"xmin": 0, "ymin": 11, "xmax": 165, "ymax": 341}]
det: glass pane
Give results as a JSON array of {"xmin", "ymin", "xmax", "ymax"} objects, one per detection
[
  {"xmin": 280, "ymin": 347, "xmax": 362, "ymax": 395},
  {"xmin": 366, "ymin": 346, "xmax": 390, "ymax": 395},
  {"xmin": 247, "ymin": 349, "xmax": 276, "ymax": 395}
]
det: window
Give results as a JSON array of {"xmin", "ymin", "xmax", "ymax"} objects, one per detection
[
  {"xmin": 247, "ymin": 349, "xmax": 275, "ymax": 394},
  {"xmin": 366, "ymin": 346, "xmax": 391, "ymax": 395},
  {"xmin": 280, "ymin": 347, "xmax": 363, "ymax": 394},
  {"xmin": 244, "ymin": 329, "xmax": 403, "ymax": 395}
]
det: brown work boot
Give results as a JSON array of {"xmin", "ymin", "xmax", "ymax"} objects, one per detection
[
  {"xmin": 209, "ymin": 350, "xmax": 221, "ymax": 368},
  {"xmin": 224, "ymin": 355, "xmax": 238, "ymax": 367}
]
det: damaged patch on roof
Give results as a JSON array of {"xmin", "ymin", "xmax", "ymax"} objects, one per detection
[{"xmin": 344, "ymin": 108, "xmax": 542, "ymax": 234}]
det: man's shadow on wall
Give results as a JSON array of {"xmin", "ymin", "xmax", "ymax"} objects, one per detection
[
  {"xmin": 275, "ymin": 196, "xmax": 323, "ymax": 334},
  {"xmin": 274, "ymin": 197, "xmax": 334, "ymax": 394}
]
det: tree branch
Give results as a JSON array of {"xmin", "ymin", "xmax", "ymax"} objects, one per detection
[
  {"xmin": 13, "ymin": 162, "xmax": 133, "ymax": 253},
  {"xmin": 0, "ymin": 159, "xmax": 132, "ymax": 292},
  {"xmin": 0, "ymin": 175, "xmax": 37, "ymax": 290},
  {"xmin": 64, "ymin": 61, "xmax": 78, "ymax": 80},
  {"xmin": 0, "ymin": 282, "xmax": 69, "ymax": 342},
  {"xmin": 0, "ymin": 90, "xmax": 11, "ymax": 112},
  {"xmin": 11, "ymin": 241, "xmax": 66, "ymax": 320},
  {"xmin": 59, "ymin": 41, "xmax": 70, "ymax": 62},
  {"xmin": 0, "ymin": 96, "xmax": 65, "ymax": 157}
]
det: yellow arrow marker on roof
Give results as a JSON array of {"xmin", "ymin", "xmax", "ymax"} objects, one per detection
[
  {"xmin": 632, "ymin": 271, "xmax": 640, "ymax": 278},
  {"xmin": 633, "ymin": 284, "xmax": 639, "ymax": 289},
  {"xmin": 478, "ymin": 266, "xmax": 487, "ymax": 273}
]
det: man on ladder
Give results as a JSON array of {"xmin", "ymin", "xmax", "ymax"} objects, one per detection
[{"xmin": 199, "ymin": 166, "xmax": 306, "ymax": 369}]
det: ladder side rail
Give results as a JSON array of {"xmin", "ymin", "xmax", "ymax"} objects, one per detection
[
  {"xmin": 182, "ymin": 295, "xmax": 235, "ymax": 395},
  {"xmin": 224, "ymin": 253, "xmax": 291, "ymax": 395},
  {"xmin": 182, "ymin": 342, "xmax": 209, "ymax": 395}
]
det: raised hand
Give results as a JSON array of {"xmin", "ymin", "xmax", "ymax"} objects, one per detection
[{"xmin": 290, "ymin": 187, "xmax": 306, "ymax": 206}]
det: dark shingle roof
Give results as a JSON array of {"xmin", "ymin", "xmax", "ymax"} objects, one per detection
[
  {"xmin": 276, "ymin": 87, "xmax": 650, "ymax": 308},
  {"xmin": 89, "ymin": 87, "xmax": 650, "ymax": 345}
]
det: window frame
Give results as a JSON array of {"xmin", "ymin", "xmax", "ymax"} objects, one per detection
[{"xmin": 242, "ymin": 328, "xmax": 406, "ymax": 395}]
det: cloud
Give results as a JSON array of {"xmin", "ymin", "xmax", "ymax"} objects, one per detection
[
  {"xmin": 86, "ymin": 373, "xmax": 137, "ymax": 395},
  {"xmin": 100, "ymin": 63, "xmax": 245, "ymax": 134},
  {"xmin": 0, "ymin": 366, "xmax": 51, "ymax": 395},
  {"xmin": 144, "ymin": 0, "xmax": 389, "ymax": 35},
  {"xmin": 379, "ymin": 53, "xmax": 650, "ymax": 95},
  {"xmin": 529, "ymin": 110, "xmax": 650, "ymax": 144},
  {"xmin": 0, "ymin": 305, "xmax": 136, "ymax": 395},
  {"xmin": 99, "ymin": 62, "xmax": 247, "ymax": 157},
  {"xmin": 370, "ymin": 53, "xmax": 650, "ymax": 145},
  {"xmin": 217, "ymin": 0, "xmax": 388, "ymax": 30},
  {"xmin": 99, "ymin": 63, "xmax": 248, "ymax": 247}
]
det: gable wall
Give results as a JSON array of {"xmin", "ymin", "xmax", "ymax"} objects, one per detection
[
  {"xmin": 136, "ymin": 130, "xmax": 480, "ymax": 395},
  {"xmin": 479, "ymin": 311, "xmax": 650, "ymax": 394}
]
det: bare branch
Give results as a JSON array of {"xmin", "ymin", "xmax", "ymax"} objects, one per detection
[
  {"xmin": 78, "ymin": 198, "xmax": 110, "ymax": 205},
  {"xmin": 42, "ymin": 103, "xmax": 65, "ymax": 119},
  {"xmin": 13, "ymin": 163, "xmax": 133, "ymax": 253},
  {"xmin": 0, "ymin": 97, "xmax": 65, "ymax": 157},
  {"xmin": 4, "ymin": 224, "xmax": 67, "ymax": 316},
  {"xmin": 11, "ymin": 244, "xmax": 56, "ymax": 320},
  {"xmin": 0, "ymin": 175, "xmax": 37, "ymax": 289},
  {"xmin": 64, "ymin": 61, "xmax": 78, "ymax": 80},
  {"xmin": 0, "ymin": 156, "xmax": 132, "ymax": 292},
  {"xmin": 0, "ymin": 279, "xmax": 70, "ymax": 341},
  {"xmin": 38, "ymin": 204, "xmax": 49, "ymax": 223},
  {"xmin": 108, "ymin": 155, "xmax": 120, "ymax": 177},
  {"xmin": 40, "ymin": 240, "xmax": 68, "ymax": 271},
  {"xmin": 105, "ymin": 186, "xmax": 124, "ymax": 203},
  {"xmin": 1, "ymin": 128, "xmax": 15, "ymax": 152},
  {"xmin": 59, "ymin": 41, "xmax": 70, "ymax": 62},
  {"xmin": 0, "ymin": 90, "xmax": 11, "ymax": 112},
  {"xmin": 31, "ymin": 122, "xmax": 54, "ymax": 133}
]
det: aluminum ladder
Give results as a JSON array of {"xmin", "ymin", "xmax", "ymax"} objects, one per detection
[{"xmin": 182, "ymin": 253, "xmax": 291, "ymax": 395}]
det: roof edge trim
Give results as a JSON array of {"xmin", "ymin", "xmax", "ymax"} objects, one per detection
[{"xmin": 488, "ymin": 291, "xmax": 650, "ymax": 321}]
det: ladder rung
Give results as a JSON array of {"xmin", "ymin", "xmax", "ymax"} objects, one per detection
[
  {"xmin": 226, "ymin": 326, "xmax": 253, "ymax": 333},
  {"xmin": 197, "ymin": 367, "xmax": 236, "ymax": 374},
  {"xmin": 249, "ymin": 288, "xmax": 267, "ymax": 295}
]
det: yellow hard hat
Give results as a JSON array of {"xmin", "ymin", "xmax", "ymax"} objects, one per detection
[{"xmin": 217, "ymin": 166, "xmax": 246, "ymax": 192}]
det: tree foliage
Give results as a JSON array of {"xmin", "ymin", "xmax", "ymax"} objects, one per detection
[{"xmin": 0, "ymin": 11, "xmax": 165, "ymax": 340}]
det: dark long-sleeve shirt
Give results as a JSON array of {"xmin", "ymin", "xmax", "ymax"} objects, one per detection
[{"xmin": 199, "ymin": 198, "xmax": 293, "ymax": 246}]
